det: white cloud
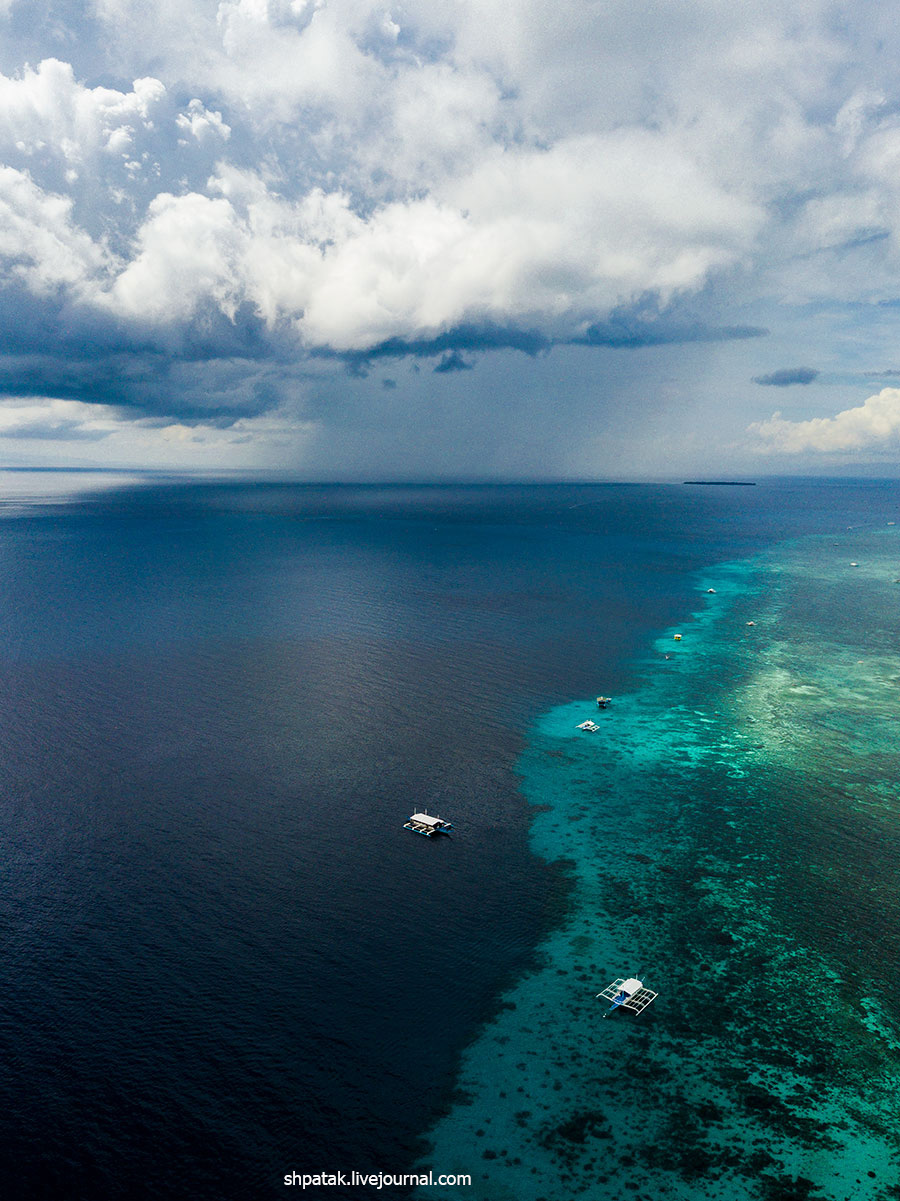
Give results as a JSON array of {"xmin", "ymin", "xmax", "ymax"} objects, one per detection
[
  {"xmin": 92, "ymin": 128, "xmax": 761, "ymax": 349},
  {"xmin": 0, "ymin": 59, "xmax": 165, "ymax": 166},
  {"xmin": 212, "ymin": 0, "xmax": 382, "ymax": 119},
  {"xmin": 0, "ymin": 3, "xmax": 880, "ymax": 347},
  {"xmin": 290, "ymin": 131, "xmax": 761, "ymax": 349},
  {"xmin": 0, "ymin": 166, "xmax": 110, "ymax": 293},
  {"xmin": 107, "ymin": 191, "xmax": 244, "ymax": 320},
  {"xmin": 749, "ymin": 388, "xmax": 900, "ymax": 453},
  {"xmin": 176, "ymin": 99, "xmax": 231, "ymax": 145}
]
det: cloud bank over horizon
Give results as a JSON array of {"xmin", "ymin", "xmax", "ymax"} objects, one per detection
[
  {"xmin": 750, "ymin": 387, "xmax": 900, "ymax": 454},
  {"xmin": 2, "ymin": 1, "xmax": 900, "ymax": 471}
]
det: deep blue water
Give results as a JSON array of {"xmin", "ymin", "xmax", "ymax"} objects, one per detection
[{"xmin": 0, "ymin": 475, "xmax": 897, "ymax": 1200}]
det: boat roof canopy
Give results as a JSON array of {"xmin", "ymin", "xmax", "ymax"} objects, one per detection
[{"xmin": 410, "ymin": 813, "xmax": 443, "ymax": 825}]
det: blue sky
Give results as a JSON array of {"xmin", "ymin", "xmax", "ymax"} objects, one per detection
[{"xmin": 2, "ymin": 0, "xmax": 900, "ymax": 476}]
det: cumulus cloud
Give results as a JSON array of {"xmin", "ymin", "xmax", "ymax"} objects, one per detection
[
  {"xmin": 749, "ymin": 388, "xmax": 900, "ymax": 452},
  {"xmin": 0, "ymin": 59, "xmax": 165, "ymax": 171},
  {"xmin": 107, "ymin": 191, "xmax": 245, "ymax": 321},
  {"xmin": 176, "ymin": 99, "xmax": 230, "ymax": 145},
  {"xmin": 0, "ymin": 7, "xmax": 837, "ymax": 356},
  {"xmin": 0, "ymin": 166, "xmax": 109, "ymax": 293},
  {"xmin": 3, "ymin": 121, "xmax": 745, "ymax": 362},
  {"xmin": 93, "ymin": 132, "xmax": 760, "ymax": 351},
  {"xmin": 753, "ymin": 367, "xmax": 820, "ymax": 386}
]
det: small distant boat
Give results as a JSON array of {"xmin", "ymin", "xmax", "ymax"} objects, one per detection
[
  {"xmin": 707, "ymin": 588, "xmax": 716, "ymax": 594},
  {"xmin": 596, "ymin": 696, "xmax": 611, "ymax": 709},
  {"xmin": 850, "ymin": 562, "xmax": 859, "ymax": 567},
  {"xmin": 673, "ymin": 634, "xmax": 682, "ymax": 641},
  {"xmin": 577, "ymin": 720, "xmax": 600, "ymax": 732},
  {"xmin": 597, "ymin": 976, "xmax": 658, "ymax": 1016},
  {"xmin": 404, "ymin": 811, "xmax": 453, "ymax": 837}
]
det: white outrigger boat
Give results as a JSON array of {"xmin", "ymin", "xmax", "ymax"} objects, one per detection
[
  {"xmin": 597, "ymin": 976, "xmax": 658, "ymax": 1016},
  {"xmin": 404, "ymin": 811, "xmax": 453, "ymax": 837}
]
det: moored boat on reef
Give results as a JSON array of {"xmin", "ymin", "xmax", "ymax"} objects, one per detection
[{"xmin": 597, "ymin": 976, "xmax": 658, "ymax": 1016}]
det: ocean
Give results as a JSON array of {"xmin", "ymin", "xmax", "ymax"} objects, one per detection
[{"xmin": 0, "ymin": 475, "xmax": 897, "ymax": 1200}]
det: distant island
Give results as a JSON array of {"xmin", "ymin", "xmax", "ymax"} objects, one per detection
[{"xmin": 683, "ymin": 480, "xmax": 756, "ymax": 486}]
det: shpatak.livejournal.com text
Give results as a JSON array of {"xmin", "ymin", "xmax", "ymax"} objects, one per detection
[{"xmin": 284, "ymin": 1171, "xmax": 472, "ymax": 1189}]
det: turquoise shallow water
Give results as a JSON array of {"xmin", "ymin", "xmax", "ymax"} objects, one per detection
[{"xmin": 418, "ymin": 524, "xmax": 900, "ymax": 1200}]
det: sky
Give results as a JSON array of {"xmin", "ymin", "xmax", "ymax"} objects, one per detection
[{"xmin": 3, "ymin": 1, "xmax": 900, "ymax": 477}]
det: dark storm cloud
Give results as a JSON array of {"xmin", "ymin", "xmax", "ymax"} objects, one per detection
[
  {"xmin": 314, "ymin": 323, "xmax": 551, "ymax": 376},
  {"xmin": 0, "ymin": 289, "xmax": 773, "ymax": 427},
  {"xmin": 0, "ymin": 285, "xmax": 313, "ymax": 424},
  {"xmin": 0, "ymin": 283, "xmax": 278, "ymax": 363},
  {"xmin": 752, "ymin": 367, "xmax": 820, "ymax": 386},
  {"xmin": 0, "ymin": 349, "xmax": 300, "ymax": 425},
  {"xmin": 317, "ymin": 311, "xmax": 767, "ymax": 381},
  {"xmin": 326, "ymin": 313, "xmax": 767, "ymax": 370},
  {"xmin": 579, "ymin": 319, "xmax": 768, "ymax": 349}
]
